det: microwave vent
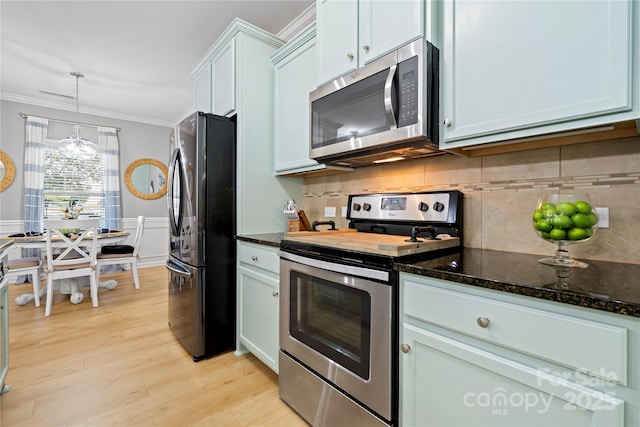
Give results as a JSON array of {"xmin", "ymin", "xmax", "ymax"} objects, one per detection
[{"xmin": 323, "ymin": 140, "xmax": 447, "ymax": 168}]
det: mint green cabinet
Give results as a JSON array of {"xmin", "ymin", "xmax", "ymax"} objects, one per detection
[
  {"xmin": 236, "ymin": 241, "xmax": 280, "ymax": 373},
  {"xmin": 273, "ymin": 25, "xmax": 321, "ymax": 175},
  {"xmin": 441, "ymin": 0, "xmax": 639, "ymax": 150},
  {"xmin": 0, "ymin": 277, "xmax": 9, "ymax": 395},
  {"xmin": 191, "ymin": 18, "xmax": 303, "ymax": 234},
  {"xmin": 316, "ymin": 0, "xmax": 431, "ymax": 86},
  {"xmin": 400, "ymin": 273, "xmax": 640, "ymax": 426},
  {"xmin": 211, "ymin": 39, "xmax": 235, "ymax": 117},
  {"xmin": 272, "ymin": 24, "xmax": 353, "ymax": 177},
  {"xmin": 192, "ymin": 64, "xmax": 211, "ymax": 113}
]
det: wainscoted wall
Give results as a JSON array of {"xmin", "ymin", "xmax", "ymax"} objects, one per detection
[
  {"xmin": 302, "ymin": 136, "xmax": 640, "ymax": 264},
  {"xmin": 1, "ymin": 216, "xmax": 168, "ymax": 268}
]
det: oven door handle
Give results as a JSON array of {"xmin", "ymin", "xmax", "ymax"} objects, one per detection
[{"xmin": 279, "ymin": 250, "xmax": 389, "ymax": 282}]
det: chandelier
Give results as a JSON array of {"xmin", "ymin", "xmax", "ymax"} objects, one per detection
[{"xmin": 57, "ymin": 71, "xmax": 97, "ymax": 160}]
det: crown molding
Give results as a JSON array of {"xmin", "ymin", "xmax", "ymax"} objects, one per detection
[
  {"xmin": 277, "ymin": 3, "xmax": 316, "ymax": 42},
  {"xmin": 271, "ymin": 23, "xmax": 316, "ymax": 64},
  {"xmin": 1, "ymin": 92, "xmax": 175, "ymax": 128},
  {"xmin": 190, "ymin": 18, "xmax": 286, "ymax": 78}
]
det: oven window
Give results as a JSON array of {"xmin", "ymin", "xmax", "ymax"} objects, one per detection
[{"xmin": 290, "ymin": 271, "xmax": 371, "ymax": 380}]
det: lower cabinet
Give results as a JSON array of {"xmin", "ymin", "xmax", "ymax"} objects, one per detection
[
  {"xmin": 0, "ymin": 276, "xmax": 9, "ymax": 395},
  {"xmin": 399, "ymin": 273, "xmax": 639, "ymax": 427},
  {"xmin": 236, "ymin": 241, "xmax": 280, "ymax": 373}
]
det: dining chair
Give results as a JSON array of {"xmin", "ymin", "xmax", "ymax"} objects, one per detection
[
  {"xmin": 96, "ymin": 216, "xmax": 145, "ymax": 289},
  {"xmin": 43, "ymin": 218, "xmax": 100, "ymax": 317},
  {"xmin": 5, "ymin": 257, "xmax": 43, "ymax": 307}
]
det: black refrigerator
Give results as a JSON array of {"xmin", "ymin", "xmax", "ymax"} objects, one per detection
[{"xmin": 166, "ymin": 112, "xmax": 236, "ymax": 361}]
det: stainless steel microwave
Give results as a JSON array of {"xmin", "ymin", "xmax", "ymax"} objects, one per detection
[{"xmin": 309, "ymin": 38, "xmax": 441, "ymax": 167}]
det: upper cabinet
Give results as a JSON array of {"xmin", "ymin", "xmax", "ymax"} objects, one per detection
[
  {"xmin": 193, "ymin": 64, "xmax": 212, "ymax": 113},
  {"xmin": 316, "ymin": 0, "xmax": 436, "ymax": 86},
  {"xmin": 272, "ymin": 24, "xmax": 353, "ymax": 177},
  {"xmin": 190, "ymin": 18, "xmax": 302, "ymax": 234},
  {"xmin": 192, "ymin": 38, "xmax": 236, "ymax": 117},
  {"xmin": 441, "ymin": 0, "xmax": 640, "ymax": 152},
  {"xmin": 212, "ymin": 40, "xmax": 236, "ymax": 116}
]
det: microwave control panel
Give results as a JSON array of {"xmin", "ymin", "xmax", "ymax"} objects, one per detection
[{"xmin": 397, "ymin": 55, "xmax": 419, "ymax": 128}]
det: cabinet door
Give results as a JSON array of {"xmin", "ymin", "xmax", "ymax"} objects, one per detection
[
  {"xmin": 442, "ymin": 0, "xmax": 633, "ymax": 146},
  {"xmin": 358, "ymin": 0, "xmax": 424, "ymax": 67},
  {"xmin": 193, "ymin": 63, "xmax": 211, "ymax": 113},
  {"xmin": 274, "ymin": 36, "xmax": 319, "ymax": 174},
  {"xmin": 401, "ymin": 324, "xmax": 624, "ymax": 427},
  {"xmin": 0, "ymin": 280, "xmax": 8, "ymax": 394},
  {"xmin": 212, "ymin": 39, "xmax": 236, "ymax": 117},
  {"xmin": 316, "ymin": 0, "xmax": 358, "ymax": 85},
  {"xmin": 238, "ymin": 265, "xmax": 279, "ymax": 373}
]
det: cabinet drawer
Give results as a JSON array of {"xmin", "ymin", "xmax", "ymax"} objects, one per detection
[
  {"xmin": 403, "ymin": 280, "xmax": 628, "ymax": 385},
  {"xmin": 237, "ymin": 242, "xmax": 279, "ymax": 274}
]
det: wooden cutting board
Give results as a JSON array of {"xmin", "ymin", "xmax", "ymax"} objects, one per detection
[
  {"xmin": 285, "ymin": 229, "xmax": 357, "ymax": 237},
  {"xmin": 284, "ymin": 230, "xmax": 459, "ymax": 257}
]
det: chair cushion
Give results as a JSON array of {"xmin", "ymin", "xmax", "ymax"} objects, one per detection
[
  {"xmin": 97, "ymin": 252, "xmax": 133, "ymax": 259},
  {"xmin": 9, "ymin": 257, "xmax": 40, "ymax": 269},
  {"xmin": 100, "ymin": 245, "xmax": 134, "ymax": 255}
]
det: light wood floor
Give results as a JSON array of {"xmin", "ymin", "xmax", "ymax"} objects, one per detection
[{"xmin": 1, "ymin": 266, "xmax": 308, "ymax": 426}]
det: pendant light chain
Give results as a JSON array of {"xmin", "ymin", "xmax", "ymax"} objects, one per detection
[{"xmin": 58, "ymin": 71, "xmax": 97, "ymax": 160}]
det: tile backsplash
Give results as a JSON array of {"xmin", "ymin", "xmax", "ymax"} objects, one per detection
[{"xmin": 302, "ymin": 136, "xmax": 640, "ymax": 264}]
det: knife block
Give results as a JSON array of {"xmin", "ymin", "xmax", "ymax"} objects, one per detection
[{"xmin": 288, "ymin": 220, "xmax": 301, "ymax": 232}]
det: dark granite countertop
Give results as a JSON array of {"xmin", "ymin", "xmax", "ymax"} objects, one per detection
[
  {"xmin": 395, "ymin": 248, "xmax": 640, "ymax": 318},
  {"xmin": 235, "ymin": 234, "xmax": 640, "ymax": 318},
  {"xmin": 236, "ymin": 233, "xmax": 284, "ymax": 248}
]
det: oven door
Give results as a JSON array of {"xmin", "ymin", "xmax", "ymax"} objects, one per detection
[{"xmin": 279, "ymin": 252, "xmax": 393, "ymax": 421}]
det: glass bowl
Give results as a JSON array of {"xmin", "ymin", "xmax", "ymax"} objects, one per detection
[{"xmin": 532, "ymin": 193, "xmax": 598, "ymax": 268}]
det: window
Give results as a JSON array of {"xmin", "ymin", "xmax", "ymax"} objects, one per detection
[{"xmin": 43, "ymin": 138, "xmax": 106, "ymax": 222}]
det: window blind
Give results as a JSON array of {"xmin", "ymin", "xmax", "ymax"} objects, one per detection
[{"xmin": 43, "ymin": 138, "xmax": 106, "ymax": 222}]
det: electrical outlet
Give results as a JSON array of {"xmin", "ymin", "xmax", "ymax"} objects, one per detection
[
  {"xmin": 341, "ymin": 206, "xmax": 348, "ymax": 217},
  {"xmin": 324, "ymin": 206, "xmax": 336, "ymax": 218},
  {"xmin": 595, "ymin": 207, "xmax": 609, "ymax": 229}
]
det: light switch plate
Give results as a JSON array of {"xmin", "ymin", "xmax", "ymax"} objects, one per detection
[
  {"xmin": 324, "ymin": 206, "xmax": 336, "ymax": 218},
  {"xmin": 342, "ymin": 206, "xmax": 348, "ymax": 217},
  {"xmin": 595, "ymin": 207, "xmax": 609, "ymax": 229}
]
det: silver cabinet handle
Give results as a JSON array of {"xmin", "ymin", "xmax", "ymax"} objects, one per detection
[
  {"xmin": 477, "ymin": 317, "xmax": 490, "ymax": 328},
  {"xmin": 346, "ymin": 52, "xmax": 354, "ymax": 61},
  {"xmin": 362, "ymin": 43, "xmax": 370, "ymax": 52},
  {"xmin": 401, "ymin": 344, "xmax": 410, "ymax": 353},
  {"xmin": 272, "ymin": 291, "xmax": 279, "ymax": 297},
  {"xmin": 443, "ymin": 118, "xmax": 452, "ymax": 127},
  {"xmin": 251, "ymin": 256, "xmax": 258, "ymax": 262}
]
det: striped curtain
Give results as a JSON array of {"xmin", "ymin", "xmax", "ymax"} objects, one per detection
[
  {"xmin": 22, "ymin": 116, "xmax": 48, "ymax": 261},
  {"xmin": 98, "ymin": 126, "xmax": 121, "ymax": 230},
  {"xmin": 24, "ymin": 117, "xmax": 48, "ymax": 233}
]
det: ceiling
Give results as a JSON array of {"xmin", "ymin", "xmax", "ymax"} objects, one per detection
[{"xmin": 0, "ymin": 0, "xmax": 314, "ymax": 127}]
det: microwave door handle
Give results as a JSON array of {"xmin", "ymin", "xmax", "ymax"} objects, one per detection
[{"xmin": 384, "ymin": 64, "xmax": 398, "ymax": 130}]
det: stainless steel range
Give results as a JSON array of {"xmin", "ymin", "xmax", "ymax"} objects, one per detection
[{"xmin": 278, "ymin": 190, "xmax": 463, "ymax": 426}]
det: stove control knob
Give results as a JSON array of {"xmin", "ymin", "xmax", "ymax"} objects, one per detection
[
  {"xmin": 418, "ymin": 202, "xmax": 429, "ymax": 212},
  {"xmin": 433, "ymin": 201, "xmax": 445, "ymax": 212},
  {"xmin": 362, "ymin": 203, "xmax": 372, "ymax": 212},
  {"xmin": 352, "ymin": 203, "xmax": 361, "ymax": 211}
]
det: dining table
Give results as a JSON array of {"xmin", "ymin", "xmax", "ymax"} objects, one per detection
[{"xmin": 2, "ymin": 230, "xmax": 130, "ymax": 306}]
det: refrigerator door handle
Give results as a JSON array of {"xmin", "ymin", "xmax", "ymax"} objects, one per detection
[{"xmin": 165, "ymin": 259, "xmax": 192, "ymax": 277}]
